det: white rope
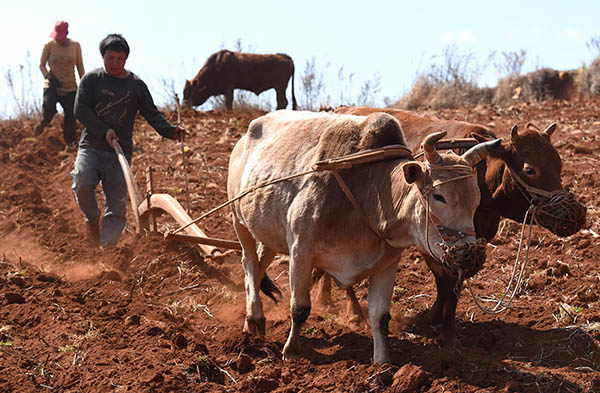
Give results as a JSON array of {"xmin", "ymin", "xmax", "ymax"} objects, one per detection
[{"xmin": 465, "ymin": 204, "xmax": 537, "ymax": 314}]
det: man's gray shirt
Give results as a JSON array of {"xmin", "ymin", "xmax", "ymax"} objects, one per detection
[{"xmin": 75, "ymin": 68, "xmax": 175, "ymax": 156}]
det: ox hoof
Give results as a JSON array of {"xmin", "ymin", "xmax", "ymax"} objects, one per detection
[
  {"xmin": 437, "ymin": 327, "xmax": 457, "ymax": 348},
  {"xmin": 428, "ymin": 304, "xmax": 443, "ymax": 326},
  {"xmin": 282, "ymin": 341, "xmax": 301, "ymax": 361},
  {"xmin": 244, "ymin": 316, "xmax": 266, "ymax": 336},
  {"xmin": 372, "ymin": 351, "xmax": 391, "ymax": 365},
  {"xmin": 348, "ymin": 315, "xmax": 368, "ymax": 331}
]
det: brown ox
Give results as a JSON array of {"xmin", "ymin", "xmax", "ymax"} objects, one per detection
[
  {"xmin": 329, "ymin": 106, "xmax": 586, "ymax": 345},
  {"xmin": 227, "ymin": 110, "xmax": 500, "ymax": 363},
  {"xmin": 182, "ymin": 50, "xmax": 297, "ymax": 110}
]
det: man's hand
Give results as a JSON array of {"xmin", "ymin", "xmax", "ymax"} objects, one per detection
[
  {"xmin": 47, "ymin": 73, "xmax": 61, "ymax": 89},
  {"xmin": 105, "ymin": 129, "xmax": 119, "ymax": 148},
  {"xmin": 173, "ymin": 126, "xmax": 187, "ymax": 141}
]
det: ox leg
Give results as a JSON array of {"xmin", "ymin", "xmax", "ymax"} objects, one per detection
[
  {"xmin": 257, "ymin": 242, "xmax": 276, "ymax": 278},
  {"xmin": 225, "ymin": 89, "xmax": 234, "ymax": 110},
  {"xmin": 440, "ymin": 279, "xmax": 460, "ymax": 347},
  {"xmin": 282, "ymin": 248, "xmax": 313, "ymax": 360},
  {"xmin": 314, "ymin": 270, "xmax": 332, "ymax": 307},
  {"xmin": 430, "ymin": 271, "xmax": 458, "ymax": 346},
  {"xmin": 233, "ymin": 220, "xmax": 265, "ymax": 336},
  {"xmin": 275, "ymin": 87, "xmax": 288, "ymax": 110},
  {"xmin": 345, "ymin": 287, "xmax": 368, "ymax": 328},
  {"xmin": 368, "ymin": 261, "xmax": 397, "ymax": 364}
]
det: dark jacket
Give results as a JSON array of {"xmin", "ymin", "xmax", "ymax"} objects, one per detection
[{"xmin": 75, "ymin": 68, "xmax": 175, "ymax": 156}]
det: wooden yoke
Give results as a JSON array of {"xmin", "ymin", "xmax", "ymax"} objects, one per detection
[{"xmin": 312, "ymin": 144, "xmax": 414, "ymax": 171}]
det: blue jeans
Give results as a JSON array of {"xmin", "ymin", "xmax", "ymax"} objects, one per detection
[{"xmin": 71, "ymin": 147, "xmax": 130, "ymax": 246}]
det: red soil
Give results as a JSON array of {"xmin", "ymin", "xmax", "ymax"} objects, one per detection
[{"xmin": 0, "ymin": 99, "xmax": 599, "ymax": 392}]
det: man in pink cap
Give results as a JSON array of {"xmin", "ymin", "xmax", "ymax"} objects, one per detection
[{"xmin": 36, "ymin": 20, "xmax": 85, "ymax": 150}]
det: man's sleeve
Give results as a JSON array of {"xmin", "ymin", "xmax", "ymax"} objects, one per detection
[
  {"xmin": 39, "ymin": 42, "xmax": 50, "ymax": 78},
  {"xmin": 137, "ymin": 79, "xmax": 175, "ymax": 139},
  {"xmin": 74, "ymin": 73, "xmax": 109, "ymax": 138},
  {"xmin": 75, "ymin": 43, "xmax": 85, "ymax": 79}
]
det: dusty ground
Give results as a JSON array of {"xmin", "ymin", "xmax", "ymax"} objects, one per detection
[{"xmin": 0, "ymin": 98, "xmax": 599, "ymax": 393}]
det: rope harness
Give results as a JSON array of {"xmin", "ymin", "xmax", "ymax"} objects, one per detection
[{"xmin": 414, "ymin": 162, "xmax": 487, "ymax": 290}]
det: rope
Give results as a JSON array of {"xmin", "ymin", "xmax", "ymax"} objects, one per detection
[
  {"xmin": 171, "ymin": 144, "xmax": 414, "ymax": 236},
  {"xmin": 171, "ymin": 168, "xmax": 317, "ymax": 235},
  {"xmin": 465, "ymin": 204, "xmax": 536, "ymax": 314}
]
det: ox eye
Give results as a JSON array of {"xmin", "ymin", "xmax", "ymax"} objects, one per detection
[
  {"xmin": 523, "ymin": 165, "xmax": 536, "ymax": 176},
  {"xmin": 432, "ymin": 194, "xmax": 446, "ymax": 204}
]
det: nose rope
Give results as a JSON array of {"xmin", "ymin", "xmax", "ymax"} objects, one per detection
[
  {"xmin": 466, "ymin": 204, "xmax": 537, "ymax": 314},
  {"xmin": 506, "ymin": 164, "xmax": 585, "ymax": 237},
  {"xmin": 506, "ymin": 165, "xmax": 557, "ymax": 200}
]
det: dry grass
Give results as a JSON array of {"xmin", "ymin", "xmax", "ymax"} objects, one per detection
[
  {"xmin": 1, "ymin": 52, "xmax": 41, "ymax": 119},
  {"xmin": 395, "ymin": 45, "xmax": 494, "ymax": 110},
  {"xmin": 577, "ymin": 58, "xmax": 600, "ymax": 96}
]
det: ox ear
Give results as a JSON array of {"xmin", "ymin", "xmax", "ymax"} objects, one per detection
[
  {"xmin": 543, "ymin": 122, "xmax": 557, "ymax": 139},
  {"xmin": 510, "ymin": 124, "xmax": 519, "ymax": 141},
  {"xmin": 402, "ymin": 162, "xmax": 424, "ymax": 184}
]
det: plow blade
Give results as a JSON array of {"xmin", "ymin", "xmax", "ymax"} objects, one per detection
[{"xmin": 138, "ymin": 193, "xmax": 237, "ymax": 255}]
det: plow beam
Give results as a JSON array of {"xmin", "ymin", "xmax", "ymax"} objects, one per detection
[
  {"xmin": 138, "ymin": 193, "xmax": 232, "ymax": 255},
  {"xmin": 164, "ymin": 232, "xmax": 242, "ymax": 250}
]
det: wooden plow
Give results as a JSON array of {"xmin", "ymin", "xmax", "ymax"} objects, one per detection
[{"xmin": 112, "ymin": 140, "xmax": 241, "ymax": 256}]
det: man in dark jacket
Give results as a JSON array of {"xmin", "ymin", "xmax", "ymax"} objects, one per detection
[{"xmin": 72, "ymin": 33, "xmax": 185, "ymax": 247}]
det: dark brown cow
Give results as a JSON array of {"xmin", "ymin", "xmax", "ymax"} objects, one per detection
[
  {"xmin": 325, "ymin": 106, "xmax": 586, "ymax": 346},
  {"xmin": 182, "ymin": 50, "xmax": 297, "ymax": 110}
]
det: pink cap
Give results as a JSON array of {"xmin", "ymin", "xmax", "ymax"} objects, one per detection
[{"xmin": 50, "ymin": 20, "xmax": 69, "ymax": 41}]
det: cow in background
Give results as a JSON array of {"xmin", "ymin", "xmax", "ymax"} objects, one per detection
[
  {"xmin": 183, "ymin": 50, "xmax": 297, "ymax": 110},
  {"xmin": 228, "ymin": 110, "xmax": 501, "ymax": 363}
]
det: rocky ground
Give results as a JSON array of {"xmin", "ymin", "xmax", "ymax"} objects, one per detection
[{"xmin": 0, "ymin": 98, "xmax": 599, "ymax": 392}]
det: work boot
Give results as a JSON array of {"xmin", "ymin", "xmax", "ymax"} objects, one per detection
[{"xmin": 85, "ymin": 219, "xmax": 100, "ymax": 247}]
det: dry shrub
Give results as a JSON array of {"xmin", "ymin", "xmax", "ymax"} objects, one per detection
[
  {"xmin": 397, "ymin": 76, "xmax": 432, "ymax": 110},
  {"xmin": 493, "ymin": 77, "xmax": 520, "ymax": 105},
  {"xmin": 395, "ymin": 45, "xmax": 494, "ymax": 110},
  {"xmin": 398, "ymin": 76, "xmax": 494, "ymax": 110},
  {"xmin": 577, "ymin": 57, "xmax": 600, "ymax": 96},
  {"xmin": 494, "ymin": 68, "xmax": 576, "ymax": 105}
]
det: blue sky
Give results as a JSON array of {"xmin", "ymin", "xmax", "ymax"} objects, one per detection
[{"xmin": 1, "ymin": 0, "xmax": 599, "ymax": 116}]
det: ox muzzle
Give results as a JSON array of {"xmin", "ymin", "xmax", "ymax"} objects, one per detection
[
  {"xmin": 508, "ymin": 167, "xmax": 586, "ymax": 237},
  {"xmin": 429, "ymin": 224, "xmax": 487, "ymax": 286},
  {"xmin": 533, "ymin": 191, "xmax": 586, "ymax": 237},
  {"xmin": 437, "ymin": 232, "xmax": 488, "ymax": 284}
]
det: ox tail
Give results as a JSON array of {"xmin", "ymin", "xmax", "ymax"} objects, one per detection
[
  {"xmin": 291, "ymin": 63, "xmax": 298, "ymax": 110},
  {"xmin": 261, "ymin": 274, "xmax": 283, "ymax": 304}
]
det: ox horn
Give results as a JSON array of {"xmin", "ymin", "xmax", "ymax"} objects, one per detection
[
  {"xmin": 422, "ymin": 131, "xmax": 447, "ymax": 164},
  {"xmin": 543, "ymin": 122, "xmax": 557, "ymax": 137},
  {"xmin": 461, "ymin": 138, "xmax": 502, "ymax": 167},
  {"xmin": 510, "ymin": 124, "xmax": 519, "ymax": 141}
]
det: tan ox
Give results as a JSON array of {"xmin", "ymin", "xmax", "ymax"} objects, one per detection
[{"xmin": 227, "ymin": 110, "xmax": 501, "ymax": 363}]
